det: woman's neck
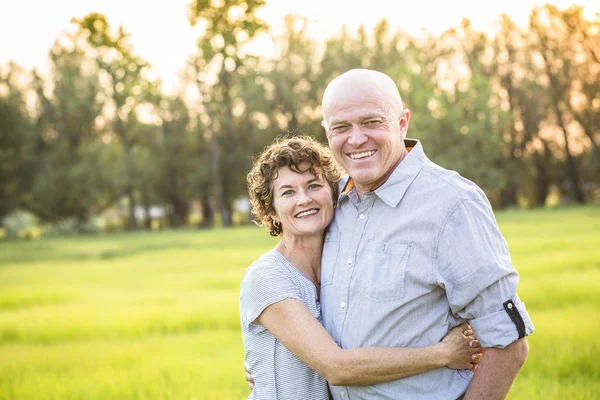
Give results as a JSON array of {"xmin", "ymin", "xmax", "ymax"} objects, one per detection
[{"xmin": 276, "ymin": 232, "xmax": 324, "ymax": 285}]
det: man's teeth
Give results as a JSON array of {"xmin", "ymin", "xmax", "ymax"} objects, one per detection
[
  {"xmin": 296, "ymin": 209, "xmax": 318, "ymax": 218},
  {"xmin": 350, "ymin": 151, "xmax": 375, "ymax": 160}
]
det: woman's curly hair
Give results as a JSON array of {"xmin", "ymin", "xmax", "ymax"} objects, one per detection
[{"xmin": 247, "ymin": 135, "xmax": 343, "ymax": 237}]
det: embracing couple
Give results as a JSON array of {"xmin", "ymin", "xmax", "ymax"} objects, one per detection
[{"xmin": 240, "ymin": 69, "xmax": 535, "ymax": 399}]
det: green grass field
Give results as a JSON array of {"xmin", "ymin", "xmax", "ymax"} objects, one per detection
[{"xmin": 0, "ymin": 205, "xmax": 598, "ymax": 399}]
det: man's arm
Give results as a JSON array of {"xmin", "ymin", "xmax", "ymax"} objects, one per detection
[
  {"xmin": 463, "ymin": 335, "xmax": 529, "ymax": 399},
  {"xmin": 435, "ymin": 198, "xmax": 535, "ymax": 398}
]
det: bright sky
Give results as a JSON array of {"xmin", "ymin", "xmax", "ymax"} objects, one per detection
[{"xmin": 1, "ymin": 0, "xmax": 598, "ymax": 93}]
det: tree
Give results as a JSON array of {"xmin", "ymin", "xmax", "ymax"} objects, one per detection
[
  {"xmin": 0, "ymin": 63, "xmax": 38, "ymax": 226},
  {"xmin": 494, "ymin": 14, "xmax": 556, "ymax": 206},
  {"xmin": 23, "ymin": 31, "xmax": 120, "ymax": 225},
  {"xmin": 73, "ymin": 13, "xmax": 160, "ymax": 228},
  {"xmin": 560, "ymin": 5, "xmax": 600, "ymax": 190},
  {"xmin": 156, "ymin": 95, "xmax": 195, "ymax": 227},
  {"xmin": 186, "ymin": 0, "xmax": 268, "ymax": 226},
  {"xmin": 530, "ymin": 5, "xmax": 587, "ymax": 203},
  {"xmin": 417, "ymin": 20, "xmax": 512, "ymax": 207},
  {"xmin": 266, "ymin": 14, "xmax": 321, "ymax": 135}
]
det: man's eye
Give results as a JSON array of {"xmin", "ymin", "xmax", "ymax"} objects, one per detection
[
  {"xmin": 365, "ymin": 120, "xmax": 381, "ymax": 125},
  {"xmin": 332, "ymin": 125, "xmax": 349, "ymax": 133}
]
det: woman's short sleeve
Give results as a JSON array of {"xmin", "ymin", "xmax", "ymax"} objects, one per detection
[{"xmin": 240, "ymin": 261, "xmax": 303, "ymax": 334}]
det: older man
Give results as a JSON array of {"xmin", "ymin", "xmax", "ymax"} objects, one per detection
[{"xmin": 319, "ymin": 68, "xmax": 534, "ymax": 400}]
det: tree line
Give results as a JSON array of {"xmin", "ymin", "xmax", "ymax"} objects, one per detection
[{"xmin": 1, "ymin": 1, "xmax": 598, "ymax": 232}]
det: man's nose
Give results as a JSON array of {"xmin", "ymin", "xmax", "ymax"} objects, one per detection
[{"xmin": 347, "ymin": 125, "xmax": 368, "ymax": 147}]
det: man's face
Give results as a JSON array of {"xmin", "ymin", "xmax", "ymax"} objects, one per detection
[{"xmin": 324, "ymin": 93, "xmax": 408, "ymax": 194}]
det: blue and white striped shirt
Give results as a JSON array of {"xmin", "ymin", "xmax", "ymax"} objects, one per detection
[{"xmin": 240, "ymin": 250, "xmax": 331, "ymax": 400}]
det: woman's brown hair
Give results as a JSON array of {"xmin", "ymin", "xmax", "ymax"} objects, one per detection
[{"xmin": 247, "ymin": 135, "xmax": 343, "ymax": 236}]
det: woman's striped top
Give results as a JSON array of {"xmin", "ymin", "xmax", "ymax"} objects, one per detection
[{"xmin": 240, "ymin": 249, "xmax": 330, "ymax": 400}]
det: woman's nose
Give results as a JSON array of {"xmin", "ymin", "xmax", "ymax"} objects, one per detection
[{"xmin": 296, "ymin": 190, "xmax": 313, "ymax": 205}]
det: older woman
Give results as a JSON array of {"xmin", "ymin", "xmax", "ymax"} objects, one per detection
[{"xmin": 240, "ymin": 135, "xmax": 481, "ymax": 399}]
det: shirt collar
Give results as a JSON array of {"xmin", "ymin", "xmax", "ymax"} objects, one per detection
[
  {"xmin": 337, "ymin": 139, "xmax": 429, "ymax": 208},
  {"xmin": 336, "ymin": 174, "xmax": 353, "ymax": 206},
  {"xmin": 375, "ymin": 139, "xmax": 428, "ymax": 207}
]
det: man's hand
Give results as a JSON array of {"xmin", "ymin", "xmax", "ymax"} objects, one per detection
[{"xmin": 244, "ymin": 361, "xmax": 254, "ymax": 390}]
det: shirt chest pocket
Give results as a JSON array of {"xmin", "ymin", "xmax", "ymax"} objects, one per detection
[{"xmin": 357, "ymin": 241, "xmax": 411, "ymax": 302}]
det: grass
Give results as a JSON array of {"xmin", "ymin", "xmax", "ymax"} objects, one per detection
[{"xmin": 0, "ymin": 205, "xmax": 598, "ymax": 399}]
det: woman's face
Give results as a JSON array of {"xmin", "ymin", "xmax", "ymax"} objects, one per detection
[{"xmin": 271, "ymin": 163, "xmax": 334, "ymax": 238}]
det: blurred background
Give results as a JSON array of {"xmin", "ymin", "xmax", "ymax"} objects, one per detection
[{"xmin": 0, "ymin": 0, "xmax": 598, "ymax": 399}]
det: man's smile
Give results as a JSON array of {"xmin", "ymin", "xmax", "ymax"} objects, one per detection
[{"xmin": 348, "ymin": 150, "xmax": 377, "ymax": 160}]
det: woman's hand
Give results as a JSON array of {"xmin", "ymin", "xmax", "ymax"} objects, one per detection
[
  {"xmin": 244, "ymin": 361, "xmax": 254, "ymax": 390},
  {"xmin": 441, "ymin": 323, "xmax": 484, "ymax": 370}
]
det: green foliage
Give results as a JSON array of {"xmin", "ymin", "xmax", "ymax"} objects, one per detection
[
  {"xmin": 185, "ymin": 0, "xmax": 269, "ymax": 226},
  {"xmin": 0, "ymin": 64, "xmax": 39, "ymax": 223},
  {"xmin": 1, "ymin": 210, "xmax": 41, "ymax": 239},
  {"xmin": 0, "ymin": 206, "xmax": 598, "ymax": 399},
  {"xmin": 0, "ymin": 4, "xmax": 599, "ymax": 231},
  {"xmin": 72, "ymin": 12, "xmax": 161, "ymax": 229}
]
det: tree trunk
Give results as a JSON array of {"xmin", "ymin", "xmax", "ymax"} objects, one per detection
[
  {"xmin": 165, "ymin": 159, "xmax": 187, "ymax": 226},
  {"xmin": 126, "ymin": 188, "xmax": 138, "ymax": 230},
  {"xmin": 141, "ymin": 189, "xmax": 152, "ymax": 230},
  {"xmin": 115, "ymin": 111, "xmax": 138, "ymax": 230},
  {"xmin": 538, "ymin": 35, "xmax": 586, "ymax": 204},
  {"xmin": 553, "ymin": 104, "xmax": 585, "ymax": 204},
  {"xmin": 200, "ymin": 191, "xmax": 214, "ymax": 228},
  {"xmin": 209, "ymin": 128, "xmax": 231, "ymax": 227},
  {"xmin": 218, "ymin": 65, "xmax": 234, "ymax": 227},
  {"xmin": 288, "ymin": 112, "xmax": 299, "ymax": 133},
  {"xmin": 532, "ymin": 150, "xmax": 551, "ymax": 207},
  {"xmin": 169, "ymin": 196, "xmax": 188, "ymax": 227},
  {"xmin": 499, "ymin": 186, "xmax": 518, "ymax": 209}
]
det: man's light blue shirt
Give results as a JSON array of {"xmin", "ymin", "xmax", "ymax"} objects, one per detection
[{"xmin": 321, "ymin": 139, "xmax": 534, "ymax": 400}]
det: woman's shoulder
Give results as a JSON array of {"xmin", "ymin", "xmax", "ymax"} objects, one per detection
[{"xmin": 242, "ymin": 250, "xmax": 292, "ymax": 284}]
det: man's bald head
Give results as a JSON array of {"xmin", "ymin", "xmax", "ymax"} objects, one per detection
[
  {"xmin": 322, "ymin": 69, "xmax": 404, "ymax": 123},
  {"xmin": 320, "ymin": 68, "xmax": 411, "ymax": 196}
]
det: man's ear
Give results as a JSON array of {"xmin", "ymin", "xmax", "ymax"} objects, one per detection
[
  {"xmin": 399, "ymin": 109, "xmax": 411, "ymax": 137},
  {"xmin": 399, "ymin": 109, "xmax": 410, "ymax": 131},
  {"xmin": 321, "ymin": 120, "xmax": 332, "ymax": 142}
]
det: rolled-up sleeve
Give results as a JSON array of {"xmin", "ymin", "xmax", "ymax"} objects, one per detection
[{"xmin": 435, "ymin": 197, "xmax": 535, "ymax": 348}]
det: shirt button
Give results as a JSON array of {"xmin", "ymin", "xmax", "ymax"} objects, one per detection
[
  {"xmin": 325, "ymin": 233, "xmax": 330, "ymax": 240},
  {"xmin": 359, "ymin": 214, "xmax": 365, "ymax": 220},
  {"xmin": 508, "ymin": 303, "xmax": 513, "ymax": 309},
  {"xmin": 347, "ymin": 258, "xmax": 352, "ymax": 265},
  {"xmin": 340, "ymin": 390, "xmax": 347, "ymax": 397},
  {"xmin": 340, "ymin": 302, "xmax": 346, "ymax": 308}
]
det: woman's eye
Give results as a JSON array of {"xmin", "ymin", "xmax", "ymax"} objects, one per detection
[
  {"xmin": 308, "ymin": 184, "xmax": 322, "ymax": 190},
  {"xmin": 282, "ymin": 190, "xmax": 293, "ymax": 196}
]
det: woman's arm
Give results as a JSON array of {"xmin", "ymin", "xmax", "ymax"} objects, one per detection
[{"xmin": 256, "ymin": 298, "xmax": 480, "ymax": 386}]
